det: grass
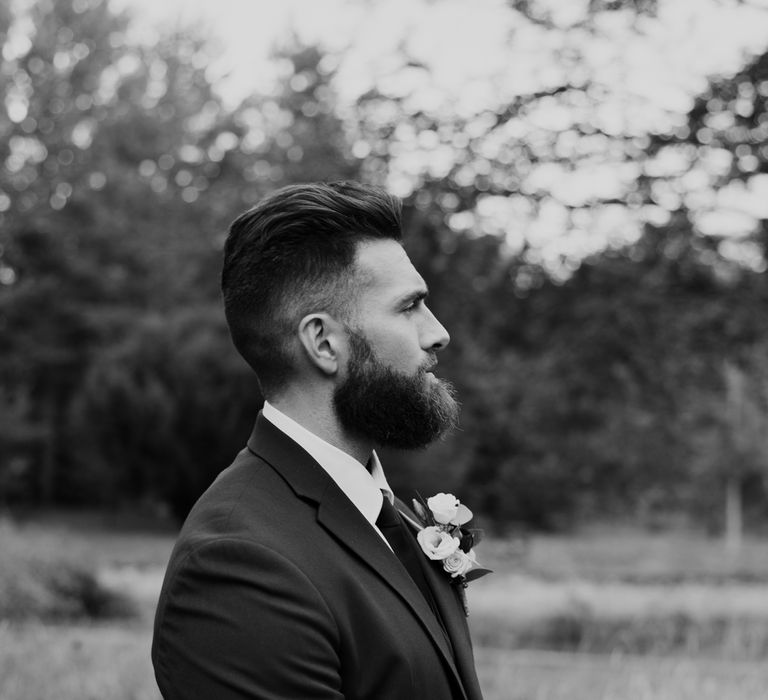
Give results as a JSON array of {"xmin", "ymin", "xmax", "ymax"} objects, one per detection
[
  {"xmin": 4, "ymin": 510, "xmax": 177, "ymax": 569},
  {"xmin": 467, "ymin": 572, "xmax": 768, "ymax": 657},
  {"xmin": 4, "ymin": 514, "xmax": 768, "ymax": 699},
  {"xmin": 476, "ymin": 648, "xmax": 768, "ymax": 700},
  {"xmin": 0, "ymin": 622, "xmax": 160, "ymax": 700},
  {"xmin": 469, "ymin": 529, "xmax": 768, "ymax": 658},
  {"xmin": 2, "ymin": 624, "xmax": 766, "ymax": 700},
  {"xmin": 479, "ymin": 526, "xmax": 768, "ymax": 583}
]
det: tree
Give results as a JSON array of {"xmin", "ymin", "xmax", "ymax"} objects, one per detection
[
  {"xmin": 0, "ymin": 0, "xmax": 374, "ymax": 512},
  {"xmin": 0, "ymin": 0, "xmax": 260, "ymax": 503},
  {"xmin": 69, "ymin": 306, "xmax": 262, "ymax": 519},
  {"xmin": 643, "ymin": 47, "xmax": 768, "ymax": 272}
]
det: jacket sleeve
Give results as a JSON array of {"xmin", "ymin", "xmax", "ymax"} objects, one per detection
[{"xmin": 152, "ymin": 537, "xmax": 344, "ymax": 700}]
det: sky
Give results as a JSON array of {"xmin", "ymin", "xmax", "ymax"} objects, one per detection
[
  {"xmin": 110, "ymin": 0, "xmax": 768, "ymax": 269},
  {"xmin": 114, "ymin": 0, "xmax": 768, "ymax": 110}
]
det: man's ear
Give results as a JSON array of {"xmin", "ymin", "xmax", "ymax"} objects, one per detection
[{"xmin": 297, "ymin": 313, "xmax": 344, "ymax": 377}]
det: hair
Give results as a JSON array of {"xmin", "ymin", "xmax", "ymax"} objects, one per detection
[{"xmin": 221, "ymin": 181, "xmax": 403, "ymax": 397}]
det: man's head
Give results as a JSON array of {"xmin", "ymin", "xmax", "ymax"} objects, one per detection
[
  {"xmin": 222, "ymin": 181, "xmax": 458, "ymax": 448},
  {"xmin": 222, "ymin": 181, "xmax": 402, "ymax": 396}
]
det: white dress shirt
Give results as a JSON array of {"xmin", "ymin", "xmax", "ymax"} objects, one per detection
[{"xmin": 262, "ymin": 401, "xmax": 394, "ymax": 545}]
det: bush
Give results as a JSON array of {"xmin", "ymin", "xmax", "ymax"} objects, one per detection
[
  {"xmin": 0, "ymin": 520, "xmax": 135, "ymax": 621},
  {"xmin": 471, "ymin": 597, "xmax": 768, "ymax": 659},
  {"xmin": 69, "ymin": 306, "xmax": 263, "ymax": 520}
]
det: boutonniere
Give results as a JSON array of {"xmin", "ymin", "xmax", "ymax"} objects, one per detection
[{"xmin": 412, "ymin": 492, "xmax": 492, "ymax": 614}]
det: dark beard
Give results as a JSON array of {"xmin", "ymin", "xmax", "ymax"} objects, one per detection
[{"xmin": 333, "ymin": 329, "xmax": 460, "ymax": 449}]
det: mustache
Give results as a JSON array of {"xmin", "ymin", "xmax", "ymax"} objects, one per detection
[{"xmin": 420, "ymin": 354, "xmax": 438, "ymax": 373}]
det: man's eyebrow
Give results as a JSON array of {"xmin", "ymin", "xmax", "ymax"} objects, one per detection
[{"xmin": 396, "ymin": 288, "xmax": 429, "ymax": 306}]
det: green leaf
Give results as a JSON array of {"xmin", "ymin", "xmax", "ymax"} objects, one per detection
[
  {"xmin": 464, "ymin": 567, "xmax": 493, "ymax": 583},
  {"xmin": 467, "ymin": 528, "xmax": 484, "ymax": 547}
]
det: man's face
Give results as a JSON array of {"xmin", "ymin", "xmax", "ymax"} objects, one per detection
[{"xmin": 332, "ymin": 239, "xmax": 459, "ymax": 449}]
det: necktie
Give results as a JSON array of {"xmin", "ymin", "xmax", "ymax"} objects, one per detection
[
  {"xmin": 376, "ymin": 498, "xmax": 460, "ymax": 695},
  {"xmin": 376, "ymin": 496, "xmax": 441, "ymax": 616}
]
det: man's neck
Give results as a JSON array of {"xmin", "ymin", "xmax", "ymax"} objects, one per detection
[{"xmin": 268, "ymin": 394, "xmax": 373, "ymax": 465}]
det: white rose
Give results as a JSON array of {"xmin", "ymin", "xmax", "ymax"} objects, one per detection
[
  {"xmin": 416, "ymin": 526, "xmax": 460, "ymax": 560},
  {"xmin": 442, "ymin": 549, "xmax": 475, "ymax": 578},
  {"xmin": 427, "ymin": 493, "xmax": 473, "ymax": 526},
  {"xmin": 427, "ymin": 493, "xmax": 459, "ymax": 524}
]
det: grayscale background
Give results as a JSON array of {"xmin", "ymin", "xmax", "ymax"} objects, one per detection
[{"xmin": 2, "ymin": 0, "xmax": 768, "ymax": 698}]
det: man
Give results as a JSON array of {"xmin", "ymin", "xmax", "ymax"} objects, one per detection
[{"xmin": 152, "ymin": 181, "xmax": 484, "ymax": 699}]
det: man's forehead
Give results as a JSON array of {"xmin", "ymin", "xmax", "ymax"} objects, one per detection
[{"xmin": 353, "ymin": 239, "xmax": 426, "ymax": 294}]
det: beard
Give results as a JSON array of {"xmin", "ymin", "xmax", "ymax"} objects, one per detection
[{"xmin": 333, "ymin": 328, "xmax": 460, "ymax": 450}]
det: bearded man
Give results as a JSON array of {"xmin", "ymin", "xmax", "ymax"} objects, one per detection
[{"xmin": 152, "ymin": 181, "xmax": 484, "ymax": 700}]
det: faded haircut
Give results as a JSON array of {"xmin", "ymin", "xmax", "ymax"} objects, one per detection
[{"xmin": 221, "ymin": 181, "xmax": 403, "ymax": 397}]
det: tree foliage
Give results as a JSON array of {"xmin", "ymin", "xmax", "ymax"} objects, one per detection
[{"xmin": 2, "ymin": 0, "xmax": 768, "ymax": 532}]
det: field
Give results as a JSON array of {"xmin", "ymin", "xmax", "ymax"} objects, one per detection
[{"xmin": 2, "ymin": 514, "xmax": 768, "ymax": 700}]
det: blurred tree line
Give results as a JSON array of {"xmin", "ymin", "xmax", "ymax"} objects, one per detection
[{"xmin": 1, "ymin": 0, "xmax": 767, "ymax": 536}]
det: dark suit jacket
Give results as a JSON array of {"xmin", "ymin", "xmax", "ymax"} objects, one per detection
[{"xmin": 152, "ymin": 413, "xmax": 484, "ymax": 700}]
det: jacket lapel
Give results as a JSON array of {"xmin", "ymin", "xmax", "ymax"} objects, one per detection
[
  {"xmin": 397, "ymin": 499, "xmax": 485, "ymax": 700},
  {"xmin": 246, "ymin": 414, "xmax": 468, "ymax": 700}
]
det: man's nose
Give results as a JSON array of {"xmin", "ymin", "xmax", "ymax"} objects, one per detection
[{"xmin": 422, "ymin": 306, "xmax": 450, "ymax": 351}]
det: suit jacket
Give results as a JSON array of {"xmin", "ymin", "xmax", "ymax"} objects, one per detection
[{"xmin": 152, "ymin": 412, "xmax": 484, "ymax": 700}]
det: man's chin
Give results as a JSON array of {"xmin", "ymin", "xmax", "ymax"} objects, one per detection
[{"xmin": 334, "ymin": 382, "xmax": 459, "ymax": 451}]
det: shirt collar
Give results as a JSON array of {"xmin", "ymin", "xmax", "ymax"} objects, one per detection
[{"xmin": 262, "ymin": 401, "xmax": 394, "ymax": 527}]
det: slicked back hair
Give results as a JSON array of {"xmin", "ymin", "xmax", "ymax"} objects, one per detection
[{"xmin": 221, "ymin": 181, "xmax": 403, "ymax": 397}]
